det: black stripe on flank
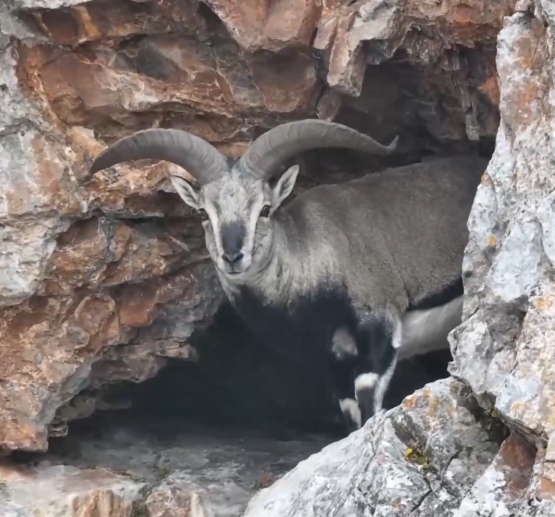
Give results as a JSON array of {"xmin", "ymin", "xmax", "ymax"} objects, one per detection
[{"xmin": 407, "ymin": 277, "xmax": 463, "ymax": 312}]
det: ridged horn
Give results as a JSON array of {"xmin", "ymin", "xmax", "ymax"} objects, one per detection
[
  {"xmin": 239, "ymin": 120, "xmax": 399, "ymax": 180},
  {"xmin": 88, "ymin": 128, "xmax": 228, "ymax": 185}
]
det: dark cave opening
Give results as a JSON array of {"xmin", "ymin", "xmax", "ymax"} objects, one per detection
[{"xmin": 43, "ymin": 298, "xmax": 454, "ymax": 455}]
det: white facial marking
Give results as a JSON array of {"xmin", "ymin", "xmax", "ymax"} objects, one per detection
[
  {"xmin": 188, "ymin": 164, "xmax": 301, "ymax": 283},
  {"xmin": 339, "ymin": 398, "xmax": 362, "ymax": 428},
  {"xmin": 189, "ymin": 170, "xmax": 275, "ymax": 278}
]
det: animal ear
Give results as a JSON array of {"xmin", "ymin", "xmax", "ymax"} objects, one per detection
[
  {"xmin": 170, "ymin": 175, "xmax": 200, "ymax": 210},
  {"xmin": 272, "ymin": 165, "xmax": 299, "ymax": 208}
]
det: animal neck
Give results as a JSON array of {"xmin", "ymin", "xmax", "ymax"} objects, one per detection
[{"xmin": 219, "ymin": 212, "xmax": 303, "ymax": 305}]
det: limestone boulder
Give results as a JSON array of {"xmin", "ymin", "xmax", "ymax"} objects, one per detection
[
  {"xmin": 242, "ymin": 378, "xmax": 502, "ymax": 517},
  {"xmin": 242, "ymin": 378, "xmax": 555, "ymax": 516},
  {"xmin": 450, "ymin": 2, "xmax": 555, "ymax": 506}
]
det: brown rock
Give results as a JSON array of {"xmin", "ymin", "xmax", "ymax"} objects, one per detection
[
  {"xmin": 203, "ymin": 0, "xmax": 323, "ymax": 52},
  {"xmin": 23, "ymin": 0, "xmax": 204, "ymax": 46},
  {"xmin": 146, "ymin": 479, "xmax": 213, "ymax": 517},
  {"xmin": 0, "ymin": 461, "xmax": 146, "ymax": 517},
  {"xmin": 456, "ymin": 433, "xmax": 536, "ymax": 515}
]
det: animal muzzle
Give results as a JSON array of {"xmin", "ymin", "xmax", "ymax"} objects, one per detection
[
  {"xmin": 222, "ymin": 251, "xmax": 244, "ymax": 265},
  {"xmin": 219, "ymin": 221, "xmax": 250, "ymax": 274}
]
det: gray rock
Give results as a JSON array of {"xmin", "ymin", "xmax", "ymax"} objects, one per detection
[
  {"xmin": 450, "ymin": 6, "xmax": 555, "ymax": 511},
  {"xmin": 0, "ymin": 463, "xmax": 146, "ymax": 517},
  {"xmin": 243, "ymin": 378, "xmax": 499, "ymax": 517},
  {"xmin": 30, "ymin": 415, "xmax": 333, "ymax": 517}
]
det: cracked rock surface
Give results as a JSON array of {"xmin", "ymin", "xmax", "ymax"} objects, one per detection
[
  {"xmin": 4, "ymin": 0, "xmax": 555, "ymax": 516},
  {"xmin": 0, "ymin": 0, "xmax": 512, "ymax": 452},
  {"xmin": 449, "ymin": 2, "xmax": 555, "ymax": 512},
  {"xmin": 243, "ymin": 378, "xmax": 501, "ymax": 517},
  {"xmin": 0, "ymin": 462, "xmax": 147, "ymax": 517}
]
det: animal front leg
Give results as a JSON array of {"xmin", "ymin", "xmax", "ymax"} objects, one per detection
[
  {"xmin": 354, "ymin": 315, "xmax": 401, "ymax": 426},
  {"xmin": 330, "ymin": 327, "xmax": 361, "ymax": 431}
]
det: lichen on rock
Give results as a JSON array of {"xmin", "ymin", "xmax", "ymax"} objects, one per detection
[{"xmin": 448, "ymin": 3, "xmax": 555, "ymax": 510}]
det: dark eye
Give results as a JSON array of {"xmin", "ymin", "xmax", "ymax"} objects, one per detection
[
  {"xmin": 197, "ymin": 208, "xmax": 209, "ymax": 222},
  {"xmin": 260, "ymin": 205, "xmax": 271, "ymax": 218}
]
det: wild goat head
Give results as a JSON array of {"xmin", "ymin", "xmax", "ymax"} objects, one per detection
[{"xmin": 89, "ymin": 120, "xmax": 398, "ymax": 278}]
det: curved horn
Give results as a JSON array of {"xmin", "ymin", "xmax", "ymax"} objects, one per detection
[
  {"xmin": 88, "ymin": 128, "xmax": 228, "ymax": 185},
  {"xmin": 239, "ymin": 120, "xmax": 399, "ymax": 180}
]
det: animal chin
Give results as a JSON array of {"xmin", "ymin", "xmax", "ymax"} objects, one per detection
[{"xmin": 221, "ymin": 263, "xmax": 250, "ymax": 277}]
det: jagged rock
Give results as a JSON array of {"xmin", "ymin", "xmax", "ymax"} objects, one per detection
[
  {"xmin": 203, "ymin": 0, "xmax": 323, "ymax": 53},
  {"xmin": 320, "ymin": 0, "xmax": 510, "ymax": 146},
  {"xmin": 2, "ymin": 0, "xmax": 555, "ymax": 515},
  {"xmin": 242, "ymin": 378, "xmax": 500, "ymax": 517},
  {"xmin": 454, "ymin": 433, "xmax": 544, "ymax": 517},
  {"xmin": 449, "ymin": 4, "xmax": 555, "ymax": 508},
  {"xmin": 0, "ymin": 462, "xmax": 146, "ymax": 517}
]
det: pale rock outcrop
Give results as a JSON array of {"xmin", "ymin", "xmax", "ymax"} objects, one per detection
[
  {"xmin": 449, "ymin": 0, "xmax": 555, "ymax": 508},
  {"xmin": 243, "ymin": 378, "xmax": 500, "ymax": 517},
  {"xmin": 0, "ymin": 462, "xmax": 146, "ymax": 517}
]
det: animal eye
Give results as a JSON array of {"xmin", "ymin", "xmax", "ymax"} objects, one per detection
[
  {"xmin": 197, "ymin": 209, "xmax": 209, "ymax": 222},
  {"xmin": 260, "ymin": 205, "xmax": 271, "ymax": 218}
]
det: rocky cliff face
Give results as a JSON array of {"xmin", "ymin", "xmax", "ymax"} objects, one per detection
[
  {"xmin": 0, "ymin": 0, "xmax": 506, "ymax": 453},
  {"xmin": 3, "ymin": 0, "xmax": 554, "ymax": 515}
]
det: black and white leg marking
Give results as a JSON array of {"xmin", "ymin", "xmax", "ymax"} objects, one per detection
[
  {"xmin": 354, "ymin": 316, "xmax": 401, "ymax": 426},
  {"xmin": 330, "ymin": 327, "xmax": 361, "ymax": 430},
  {"xmin": 331, "ymin": 315, "xmax": 401, "ymax": 430}
]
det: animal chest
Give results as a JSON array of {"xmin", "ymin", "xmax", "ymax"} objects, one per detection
[{"xmin": 231, "ymin": 285, "xmax": 359, "ymax": 370}]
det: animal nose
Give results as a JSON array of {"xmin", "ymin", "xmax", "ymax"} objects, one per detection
[{"xmin": 222, "ymin": 252, "xmax": 243, "ymax": 265}]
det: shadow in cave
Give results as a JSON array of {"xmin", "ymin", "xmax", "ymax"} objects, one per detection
[
  {"xmin": 13, "ymin": 308, "xmax": 455, "ymax": 517},
  {"xmin": 54, "ymin": 300, "xmax": 454, "ymax": 450}
]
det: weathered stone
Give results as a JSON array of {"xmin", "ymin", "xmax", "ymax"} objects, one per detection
[
  {"xmin": 203, "ymin": 0, "xmax": 323, "ymax": 53},
  {"xmin": 322, "ymin": 0, "xmax": 510, "ymax": 147},
  {"xmin": 449, "ymin": 4, "xmax": 555, "ymax": 514},
  {"xmin": 30, "ymin": 415, "xmax": 334, "ymax": 517},
  {"xmin": 455, "ymin": 433, "xmax": 536, "ymax": 517},
  {"xmin": 0, "ymin": 462, "xmax": 146, "ymax": 517},
  {"xmin": 243, "ymin": 378, "xmax": 499, "ymax": 517}
]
